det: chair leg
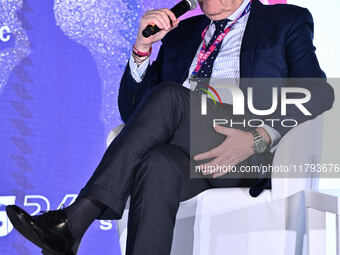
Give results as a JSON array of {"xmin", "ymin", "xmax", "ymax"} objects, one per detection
[
  {"xmin": 306, "ymin": 207, "xmax": 327, "ymax": 255},
  {"xmin": 336, "ymin": 215, "xmax": 340, "ymax": 255}
]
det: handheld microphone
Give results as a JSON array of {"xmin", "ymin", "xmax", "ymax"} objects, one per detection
[{"xmin": 142, "ymin": 0, "xmax": 197, "ymax": 38}]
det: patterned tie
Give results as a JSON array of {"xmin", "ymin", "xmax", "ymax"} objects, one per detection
[{"xmin": 194, "ymin": 18, "xmax": 230, "ymax": 94}]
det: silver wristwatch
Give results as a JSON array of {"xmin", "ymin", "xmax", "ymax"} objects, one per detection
[{"xmin": 251, "ymin": 129, "xmax": 269, "ymax": 154}]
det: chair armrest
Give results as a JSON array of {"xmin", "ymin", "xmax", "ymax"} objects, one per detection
[{"xmin": 106, "ymin": 124, "xmax": 125, "ymax": 147}]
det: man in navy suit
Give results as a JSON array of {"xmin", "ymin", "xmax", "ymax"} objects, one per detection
[
  {"xmin": 118, "ymin": 0, "xmax": 334, "ymax": 196},
  {"xmin": 6, "ymin": 0, "xmax": 334, "ymax": 254}
]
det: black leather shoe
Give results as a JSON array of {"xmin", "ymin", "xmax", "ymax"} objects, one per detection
[{"xmin": 6, "ymin": 205, "xmax": 80, "ymax": 255}]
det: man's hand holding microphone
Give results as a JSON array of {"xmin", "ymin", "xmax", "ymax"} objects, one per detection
[
  {"xmin": 132, "ymin": 9, "xmax": 179, "ymax": 66},
  {"xmin": 132, "ymin": 0, "xmax": 197, "ymax": 65}
]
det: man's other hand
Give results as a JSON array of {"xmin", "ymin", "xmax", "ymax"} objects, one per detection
[{"xmin": 194, "ymin": 125, "xmax": 270, "ymax": 178}]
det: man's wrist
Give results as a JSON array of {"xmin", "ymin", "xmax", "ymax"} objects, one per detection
[
  {"xmin": 255, "ymin": 127, "xmax": 271, "ymax": 144},
  {"xmin": 131, "ymin": 52, "xmax": 149, "ymax": 67},
  {"xmin": 249, "ymin": 127, "xmax": 271, "ymax": 154},
  {"xmin": 133, "ymin": 42, "xmax": 152, "ymax": 54}
]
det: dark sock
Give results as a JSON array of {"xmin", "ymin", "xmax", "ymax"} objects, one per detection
[{"xmin": 64, "ymin": 196, "xmax": 106, "ymax": 241}]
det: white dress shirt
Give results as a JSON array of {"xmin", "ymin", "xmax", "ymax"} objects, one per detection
[{"xmin": 128, "ymin": 0, "xmax": 281, "ymax": 152}]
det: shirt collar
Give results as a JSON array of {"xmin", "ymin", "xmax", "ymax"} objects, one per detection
[
  {"xmin": 209, "ymin": 0, "xmax": 251, "ymax": 27},
  {"xmin": 228, "ymin": 0, "xmax": 251, "ymax": 22}
]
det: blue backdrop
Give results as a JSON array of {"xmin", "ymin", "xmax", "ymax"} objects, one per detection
[{"xmin": 0, "ymin": 0, "xmax": 178, "ymax": 254}]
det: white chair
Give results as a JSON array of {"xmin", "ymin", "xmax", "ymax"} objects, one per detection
[{"xmin": 107, "ymin": 115, "xmax": 340, "ymax": 255}]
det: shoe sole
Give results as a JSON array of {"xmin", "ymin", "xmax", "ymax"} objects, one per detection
[{"xmin": 6, "ymin": 205, "xmax": 68, "ymax": 255}]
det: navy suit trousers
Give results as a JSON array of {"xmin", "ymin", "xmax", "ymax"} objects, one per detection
[{"xmin": 78, "ymin": 82, "xmax": 269, "ymax": 255}]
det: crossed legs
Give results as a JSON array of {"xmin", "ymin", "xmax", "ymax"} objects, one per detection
[
  {"xmin": 6, "ymin": 82, "xmax": 265, "ymax": 255},
  {"xmin": 67, "ymin": 82, "xmax": 258, "ymax": 254}
]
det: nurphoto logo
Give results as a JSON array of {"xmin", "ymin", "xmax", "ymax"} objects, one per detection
[{"xmin": 199, "ymin": 83, "xmax": 311, "ymax": 128}]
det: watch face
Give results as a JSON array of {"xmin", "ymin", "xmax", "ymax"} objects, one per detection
[{"xmin": 254, "ymin": 138, "xmax": 268, "ymax": 154}]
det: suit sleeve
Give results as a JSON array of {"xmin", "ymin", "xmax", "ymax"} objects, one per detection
[
  {"xmin": 275, "ymin": 8, "xmax": 334, "ymax": 135},
  {"xmin": 118, "ymin": 43, "xmax": 166, "ymax": 123}
]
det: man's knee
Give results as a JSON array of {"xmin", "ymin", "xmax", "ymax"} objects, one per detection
[
  {"xmin": 138, "ymin": 144, "xmax": 188, "ymax": 190},
  {"xmin": 146, "ymin": 144, "xmax": 188, "ymax": 173}
]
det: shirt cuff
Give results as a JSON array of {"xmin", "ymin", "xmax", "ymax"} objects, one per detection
[
  {"xmin": 129, "ymin": 55, "xmax": 150, "ymax": 83},
  {"xmin": 262, "ymin": 124, "xmax": 281, "ymax": 153}
]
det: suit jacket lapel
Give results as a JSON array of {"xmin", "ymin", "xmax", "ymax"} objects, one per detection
[
  {"xmin": 179, "ymin": 15, "xmax": 210, "ymax": 83},
  {"xmin": 240, "ymin": 0, "xmax": 268, "ymax": 78}
]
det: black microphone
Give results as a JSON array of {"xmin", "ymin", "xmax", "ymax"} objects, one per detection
[{"xmin": 142, "ymin": 0, "xmax": 197, "ymax": 38}]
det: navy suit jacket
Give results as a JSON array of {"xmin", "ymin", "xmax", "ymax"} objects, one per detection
[{"xmin": 118, "ymin": 0, "xmax": 334, "ymax": 196}]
